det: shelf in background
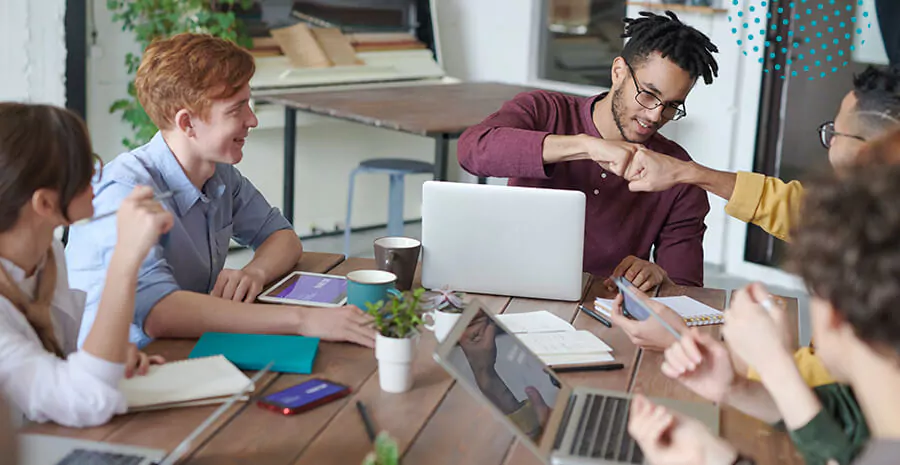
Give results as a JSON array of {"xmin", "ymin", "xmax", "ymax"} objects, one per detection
[{"xmin": 626, "ymin": 2, "xmax": 728, "ymax": 14}]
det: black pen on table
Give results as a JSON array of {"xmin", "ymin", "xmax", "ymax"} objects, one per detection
[
  {"xmin": 356, "ymin": 400, "xmax": 377, "ymax": 443},
  {"xmin": 578, "ymin": 304, "xmax": 612, "ymax": 328}
]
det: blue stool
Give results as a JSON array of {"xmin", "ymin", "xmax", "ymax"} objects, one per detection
[{"xmin": 344, "ymin": 158, "xmax": 434, "ymax": 257}]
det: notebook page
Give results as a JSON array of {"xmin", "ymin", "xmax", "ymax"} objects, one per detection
[
  {"xmin": 517, "ymin": 330, "xmax": 613, "ymax": 355},
  {"xmin": 654, "ymin": 296, "xmax": 724, "ymax": 319},
  {"xmin": 120, "ymin": 355, "xmax": 252, "ymax": 409},
  {"xmin": 497, "ymin": 311, "xmax": 576, "ymax": 334}
]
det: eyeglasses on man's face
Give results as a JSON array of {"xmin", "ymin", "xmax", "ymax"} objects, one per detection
[
  {"xmin": 623, "ymin": 60, "xmax": 687, "ymax": 121},
  {"xmin": 817, "ymin": 121, "xmax": 866, "ymax": 149}
]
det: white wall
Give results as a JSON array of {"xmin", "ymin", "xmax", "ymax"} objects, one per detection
[{"xmin": 0, "ymin": 0, "xmax": 67, "ymax": 104}]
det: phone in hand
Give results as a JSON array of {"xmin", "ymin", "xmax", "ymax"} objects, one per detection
[
  {"xmin": 613, "ymin": 277, "xmax": 652, "ymax": 321},
  {"xmin": 257, "ymin": 378, "xmax": 351, "ymax": 415}
]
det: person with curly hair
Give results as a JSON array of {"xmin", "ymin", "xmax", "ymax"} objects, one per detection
[{"xmin": 630, "ymin": 136, "xmax": 900, "ymax": 464}]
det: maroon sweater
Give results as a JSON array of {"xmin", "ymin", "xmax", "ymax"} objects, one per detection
[{"xmin": 458, "ymin": 90, "xmax": 709, "ymax": 286}]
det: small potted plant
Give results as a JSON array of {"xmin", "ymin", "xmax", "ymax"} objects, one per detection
[
  {"xmin": 361, "ymin": 432, "xmax": 399, "ymax": 465},
  {"xmin": 422, "ymin": 288, "xmax": 466, "ymax": 343},
  {"xmin": 367, "ymin": 288, "xmax": 427, "ymax": 393}
]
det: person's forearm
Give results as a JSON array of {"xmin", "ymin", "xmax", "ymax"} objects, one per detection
[
  {"xmin": 723, "ymin": 378, "xmax": 785, "ymax": 424},
  {"xmin": 474, "ymin": 368, "xmax": 520, "ymax": 413},
  {"xmin": 755, "ymin": 353, "xmax": 822, "ymax": 430},
  {"xmin": 143, "ymin": 291, "xmax": 302, "ymax": 338},
  {"xmin": 243, "ymin": 230, "xmax": 302, "ymax": 283},
  {"xmin": 81, "ymin": 250, "xmax": 141, "ymax": 363},
  {"xmin": 677, "ymin": 161, "xmax": 738, "ymax": 201},
  {"xmin": 541, "ymin": 134, "xmax": 590, "ymax": 165}
]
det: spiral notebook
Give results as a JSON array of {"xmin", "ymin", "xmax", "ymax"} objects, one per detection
[{"xmin": 594, "ymin": 295, "xmax": 724, "ymax": 327}]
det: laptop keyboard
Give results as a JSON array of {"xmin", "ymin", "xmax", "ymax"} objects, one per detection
[
  {"xmin": 56, "ymin": 449, "xmax": 146, "ymax": 465},
  {"xmin": 569, "ymin": 394, "xmax": 644, "ymax": 464}
]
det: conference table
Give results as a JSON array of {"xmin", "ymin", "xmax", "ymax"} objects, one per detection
[{"xmin": 24, "ymin": 252, "xmax": 803, "ymax": 465}]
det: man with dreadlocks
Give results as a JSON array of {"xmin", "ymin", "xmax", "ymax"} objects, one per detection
[{"xmin": 459, "ymin": 11, "xmax": 718, "ymax": 293}]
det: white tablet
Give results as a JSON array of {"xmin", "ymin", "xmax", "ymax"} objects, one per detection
[{"xmin": 258, "ymin": 271, "xmax": 348, "ymax": 307}]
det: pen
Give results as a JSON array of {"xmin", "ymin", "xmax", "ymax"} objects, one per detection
[
  {"xmin": 578, "ymin": 304, "xmax": 612, "ymax": 328},
  {"xmin": 551, "ymin": 363, "xmax": 625, "ymax": 373},
  {"xmin": 73, "ymin": 190, "xmax": 176, "ymax": 226},
  {"xmin": 356, "ymin": 400, "xmax": 377, "ymax": 443}
]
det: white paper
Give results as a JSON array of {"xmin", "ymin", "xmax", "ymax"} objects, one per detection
[
  {"xmin": 593, "ymin": 299, "xmax": 615, "ymax": 318},
  {"xmin": 517, "ymin": 330, "xmax": 613, "ymax": 355},
  {"xmin": 497, "ymin": 310, "xmax": 576, "ymax": 334},
  {"xmin": 654, "ymin": 296, "xmax": 723, "ymax": 319},
  {"xmin": 119, "ymin": 355, "xmax": 252, "ymax": 410},
  {"xmin": 541, "ymin": 352, "xmax": 615, "ymax": 366}
]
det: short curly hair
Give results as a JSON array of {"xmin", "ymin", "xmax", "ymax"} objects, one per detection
[
  {"xmin": 789, "ymin": 158, "xmax": 900, "ymax": 354},
  {"xmin": 135, "ymin": 33, "xmax": 255, "ymax": 130}
]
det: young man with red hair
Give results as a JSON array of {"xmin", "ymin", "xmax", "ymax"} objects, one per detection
[{"xmin": 67, "ymin": 34, "xmax": 375, "ymax": 348}]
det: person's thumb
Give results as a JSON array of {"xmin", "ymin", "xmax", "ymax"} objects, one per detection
[{"xmin": 526, "ymin": 386, "xmax": 550, "ymax": 423}]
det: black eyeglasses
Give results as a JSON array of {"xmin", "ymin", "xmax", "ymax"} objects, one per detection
[
  {"xmin": 92, "ymin": 153, "xmax": 104, "ymax": 184},
  {"xmin": 624, "ymin": 60, "xmax": 687, "ymax": 121},
  {"xmin": 817, "ymin": 121, "xmax": 866, "ymax": 149}
]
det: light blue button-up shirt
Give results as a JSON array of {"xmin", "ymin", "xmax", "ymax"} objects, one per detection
[{"xmin": 66, "ymin": 133, "xmax": 292, "ymax": 348}]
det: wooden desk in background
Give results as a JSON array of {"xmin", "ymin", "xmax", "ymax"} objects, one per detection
[
  {"xmin": 257, "ymin": 82, "xmax": 540, "ymax": 224},
  {"xmin": 26, "ymin": 256, "xmax": 803, "ymax": 465}
]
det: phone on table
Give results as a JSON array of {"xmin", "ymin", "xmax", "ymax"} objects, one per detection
[
  {"xmin": 613, "ymin": 277, "xmax": 652, "ymax": 321},
  {"xmin": 257, "ymin": 378, "xmax": 351, "ymax": 415}
]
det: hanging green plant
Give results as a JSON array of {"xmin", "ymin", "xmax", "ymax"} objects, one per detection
[{"xmin": 106, "ymin": 0, "xmax": 254, "ymax": 149}]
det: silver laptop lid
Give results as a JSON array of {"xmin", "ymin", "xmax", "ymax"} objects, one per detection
[
  {"xmin": 421, "ymin": 181, "xmax": 586, "ymax": 301},
  {"xmin": 433, "ymin": 300, "xmax": 568, "ymax": 459}
]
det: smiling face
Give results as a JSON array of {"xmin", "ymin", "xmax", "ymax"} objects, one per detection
[
  {"xmin": 187, "ymin": 83, "xmax": 258, "ymax": 165},
  {"xmin": 609, "ymin": 53, "xmax": 695, "ymax": 143}
]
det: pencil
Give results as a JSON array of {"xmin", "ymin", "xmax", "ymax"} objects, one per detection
[{"xmin": 356, "ymin": 400, "xmax": 377, "ymax": 443}]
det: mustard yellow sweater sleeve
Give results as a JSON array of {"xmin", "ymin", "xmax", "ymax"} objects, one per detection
[{"xmin": 724, "ymin": 172, "xmax": 805, "ymax": 242}]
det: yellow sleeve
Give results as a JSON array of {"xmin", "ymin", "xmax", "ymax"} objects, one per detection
[
  {"xmin": 724, "ymin": 172, "xmax": 804, "ymax": 242},
  {"xmin": 746, "ymin": 347, "xmax": 836, "ymax": 387},
  {"xmin": 506, "ymin": 399, "xmax": 541, "ymax": 438}
]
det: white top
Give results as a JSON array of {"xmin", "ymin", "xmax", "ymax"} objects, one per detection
[{"xmin": 0, "ymin": 239, "xmax": 126, "ymax": 428}]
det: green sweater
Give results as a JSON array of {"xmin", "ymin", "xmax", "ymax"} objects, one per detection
[{"xmin": 778, "ymin": 384, "xmax": 870, "ymax": 465}]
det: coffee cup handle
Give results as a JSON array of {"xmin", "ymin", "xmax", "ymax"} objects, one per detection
[
  {"xmin": 423, "ymin": 310, "xmax": 436, "ymax": 331},
  {"xmin": 387, "ymin": 288, "xmax": 402, "ymax": 298}
]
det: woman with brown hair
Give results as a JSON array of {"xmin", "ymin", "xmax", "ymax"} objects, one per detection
[{"xmin": 0, "ymin": 103, "xmax": 173, "ymax": 427}]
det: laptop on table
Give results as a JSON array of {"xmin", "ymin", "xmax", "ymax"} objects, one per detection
[
  {"xmin": 421, "ymin": 181, "xmax": 586, "ymax": 301},
  {"xmin": 433, "ymin": 301, "xmax": 719, "ymax": 464},
  {"xmin": 19, "ymin": 364, "xmax": 271, "ymax": 465}
]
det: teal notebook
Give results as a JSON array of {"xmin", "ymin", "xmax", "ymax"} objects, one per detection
[{"xmin": 188, "ymin": 333, "xmax": 320, "ymax": 374}]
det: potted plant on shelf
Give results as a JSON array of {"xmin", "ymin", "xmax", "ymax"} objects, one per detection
[
  {"xmin": 366, "ymin": 288, "xmax": 427, "ymax": 393},
  {"xmin": 361, "ymin": 432, "xmax": 399, "ymax": 465},
  {"xmin": 422, "ymin": 288, "xmax": 466, "ymax": 343}
]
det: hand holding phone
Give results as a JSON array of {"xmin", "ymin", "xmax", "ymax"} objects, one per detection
[
  {"xmin": 257, "ymin": 379, "xmax": 350, "ymax": 415},
  {"xmin": 613, "ymin": 277, "xmax": 682, "ymax": 341}
]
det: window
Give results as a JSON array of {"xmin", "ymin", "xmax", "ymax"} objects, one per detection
[{"xmin": 538, "ymin": 0, "xmax": 628, "ymax": 88}]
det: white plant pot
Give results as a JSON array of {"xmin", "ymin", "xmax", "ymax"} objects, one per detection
[{"xmin": 375, "ymin": 333, "xmax": 417, "ymax": 393}]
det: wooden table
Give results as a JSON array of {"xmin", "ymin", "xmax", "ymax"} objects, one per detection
[
  {"xmin": 256, "ymin": 82, "xmax": 539, "ymax": 224},
  {"xmin": 26, "ymin": 255, "xmax": 803, "ymax": 465}
]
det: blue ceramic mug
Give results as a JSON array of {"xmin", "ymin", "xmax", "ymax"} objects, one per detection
[{"xmin": 346, "ymin": 270, "xmax": 401, "ymax": 309}]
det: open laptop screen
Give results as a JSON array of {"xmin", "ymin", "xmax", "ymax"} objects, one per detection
[{"xmin": 442, "ymin": 305, "xmax": 561, "ymax": 444}]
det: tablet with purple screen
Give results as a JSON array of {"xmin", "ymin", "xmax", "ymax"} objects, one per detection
[{"xmin": 258, "ymin": 271, "xmax": 349, "ymax": 307}]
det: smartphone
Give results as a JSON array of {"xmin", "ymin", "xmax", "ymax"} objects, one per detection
[
  {"xmin": 613, "ymin": 277, "xmax": 652, "ymax": 321},
  {"xmin": 257, "ymin": 379, "xmax": 351, "ymax": 415}
]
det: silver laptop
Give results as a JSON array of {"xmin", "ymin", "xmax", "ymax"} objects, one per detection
[
  {"xmin": 421, "ymin": 181, "xmax": 585, "ymax": 301},
  {"xmin": 434, "ymin": 301, "xmax": 719, "ymax": 465},
  {"xmin": 19, "ymin": 364, "xmax": 271, "ymax": 465}
]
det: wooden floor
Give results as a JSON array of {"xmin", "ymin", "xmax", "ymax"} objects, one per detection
[{"xmin": 24, "ymin": 252, "xmax": 803, "ymax": 465}]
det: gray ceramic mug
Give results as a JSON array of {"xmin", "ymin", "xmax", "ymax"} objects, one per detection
[{"xmin": 373, "ymin": 237, "xmax": 421, "ymax": 291}]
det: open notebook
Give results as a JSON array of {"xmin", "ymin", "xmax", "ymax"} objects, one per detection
[
  {"xmin": 595, "ymin": 295, "xmax": 725, "ymax": 326},
  {"xmin": 497, "ymin": 310, "xmax": 614, "ymax": 367},
  {"xmin": 118, "ymin": 355, "xmax": 254, "ymax": 412}
]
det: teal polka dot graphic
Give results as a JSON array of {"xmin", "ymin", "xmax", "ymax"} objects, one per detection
[{"xmin": 728, "ymin": 0, "xmax": 871, "ymax": 81}]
